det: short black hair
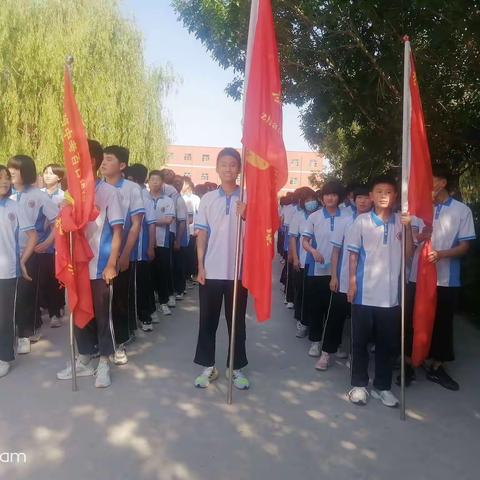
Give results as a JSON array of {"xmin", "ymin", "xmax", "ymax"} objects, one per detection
[
  {"xmin": 104, "ymin": 145, "xmax": 129, "ymax": 167},
  {"xmin": 352, "ymin": 185, "xmax": 370, "ymax": 201},
  {"xmin": 370, "ymin": 175, "xmax": 398, "ymax": 192},
  {"xmin": 88, "ymin": 139, "xmax": 104, "ymax": 171},
  {"xmin": 43, "ymin": 163, "xmax": 65, "ymax": 180},
  {"xmin": 0, "ymin": 165, "xmax": 12, "ymax": 197},
  {"xmin": 432, "ymin": 164, "xmax": 451, "ymax": 188},
  {"xmin": 321, "ymin": 180, "xmax": 344, "ymax": 199},
  {"xmin": 217, "ymin": 147, "xmax": 241, "ymax": 169},
  {"xmin": 7, "ymin": 155, "xmax": 37, "ymax": 186},
  {"xmin": 126, "ymin": 163, "xmax": 148, "ymax": 185},
  {"xmin": 148, "ymin": 169, "xmax": 163, "ymax": 180}
]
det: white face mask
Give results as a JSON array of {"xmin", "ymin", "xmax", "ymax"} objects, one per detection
[{"xmin": 304, "ymin": 200, "xmax": 319, "ymax": 212}]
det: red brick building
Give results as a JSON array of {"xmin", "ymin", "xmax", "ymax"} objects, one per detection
[{"xmin": 166, "ymin": 145, "xmax": 324, "ymax": 195}]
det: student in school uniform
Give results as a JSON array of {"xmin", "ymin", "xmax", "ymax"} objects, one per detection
[
  {"xmin": 38, "ymin": 163, "xmax": 66, "ymax": 328},
  {"xmin": 182, "ymin": 176, "xmax": 201, "ymax": 283},
  {"xmin": 0, "ymin": 165, "xmax": 37, "ymax": 378},
  {"xmin": 8, "ymin": 155, "xmax": 58, "ymax": 354},
  {"xmin": 57, "ymin": 139, "xmax": 124, "ymax": 388},
  {"xmin": 339, "ymin": 183, "xmax": 359, "ymax": 216},
  {"xmin": 404, "ymin": 165, "xmax": 476, "ymax": 391},
  {"xmin": 301, "ymin": 181, "xmax": 345, "ymax": 361},
  {"xmin": 101, "ymin": 146, "xmax": 145, "ymax": 365},
  {"xmin": 193, "ymin": 148, "xmax": 249, "ymax": 390},
  {"xmin": 347, "ymin": 175, "xmax": 413, "ymax": 407},
  {"xmin": 323, "ymin": 185, "xmax": 372, "ymax": 369},
  {"xmin": 125, "ymin": 163, "xmax": 158, "ymax": 332},
  {"xmin": 288, "ymin": 187, "xmax": 320, "ymax": 338},
  {"xmin": 282, "ymin": 192, "xmax": 298, "ymax": 308},
  {"xmin": 172, "ymin": 174, "xmax": 189, "ymax": 301},
  {"xmin": 147, "ymin": 170, "xmax": 176, "ymax": 316}
]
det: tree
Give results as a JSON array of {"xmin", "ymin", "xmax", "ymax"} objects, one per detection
[
  {"xmin": 0, "ymin": 0, "xmax": 172, "ymax": 171},
  {"xmin": 173, "ymin": 0, "xmax": 480, "ymax": 200}
]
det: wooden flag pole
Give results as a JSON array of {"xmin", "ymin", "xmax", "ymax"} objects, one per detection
[{"xmin": 65, "ymin": 55, "xmax": 78, "ymax": 392}]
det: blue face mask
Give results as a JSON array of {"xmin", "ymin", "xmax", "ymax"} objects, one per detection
[{"xmin": 304, "ymin": 200, "xmax": 319, "ymax": 212}]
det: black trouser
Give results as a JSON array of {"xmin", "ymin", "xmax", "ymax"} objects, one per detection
[
  {"xmin": 404, "ymin": 283, "xmax": 458, "ymax": 362},
  {"xmin": 112, "ymin": 267, "xmax": 135, "ymax": 346},
  {"xmin": 186, "ymin": 235, "xmax": 197, "ymax": 278},
  {"xmin": 305, "ymin": 275, "xmax": 331, "ymax": 342},
  {"xmin": 351, "ymin": 304, "xmax": 400, "ymax": 391},
  {"xmin": 0, "ymin": 278, "xmax": 17, "ymax": 362},
  {"xmin": 153, "ymin": 247, "xmax": 172, "ymax": 305},
  {"xmin": 277, "ymin": 229, "xmax": 285, "ymax": 256},
  {"xmin": 15, "ymin": 253, "xmax": 41, "ymax": 338},
  {"xmin": 281, "ymin": 257, "xmax": 295, "ymax": 302},
  {"xmin": 75, "ymin": 279, "xmax": 115, "ymax": 356},
  {"xmin": 293, "ymin": 267, "xmax": 307, "ymax": 325},
  {"xmin": 168, "ymin": 233, "xmax": 175, "ymax": 296},
  {"xmin": 322, "ymin": 292, "xmax": 349, "ymax": 354},
  {"xmin": 38, "ymin": 253, "xmax": 65, "ymax": 318},
  {"xmin": 136, "ymin": 260, "xmax": 155, "ymax": 324},
  {"xmin": 173, "ymin": 247, "xmax": 187, "ymax": 295},
  {"xmin": 194, "ymin": 279, "xmax": 248, "ymax": 370}
]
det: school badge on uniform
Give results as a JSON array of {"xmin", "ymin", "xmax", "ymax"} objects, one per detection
[
  {"xmin": 8, "ymin": 212, "xmax": 15, "ymax": 222},
  {"xmin": 28, "ymin": 200, "xmax": 35, "ymax": 208}
]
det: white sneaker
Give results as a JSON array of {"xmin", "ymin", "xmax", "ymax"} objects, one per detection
[
  {"xmin": 95, "ymin": 360, "xmax": 111, "ymax": 388},
  {"xmin": 315, "ymin": 351, "xmax": 331, "ymax": 371},
  {"xmin": 335, "ymin": 350, "xmax": 348, "ymax": 359},
  {"xmin": 17, "ymin": 337, "xmax": 31, "ymax": 354},
  {"xmin": 56, "ymin": 358, "xmax": 95, "ymax": 380},
  {"xmin": 371, "ymin": 389, "xmax": 399, "ymax": 408},
  {"xmin": 286, "ymin": 302, "xmax": 294, "ymax": 309},
  {"xmin": 161, "ymin": 304, "xmax": 172, "ymax": 316},
  {"xmin": 308, "ymin": 342, "xmax": 320, "ymax": 357},
  {"xmin": 151, "ymin": 311, "xmax": 160, "ymax": 324},
  {"xmin": 167, "ymin": 296, "xmax": 176, "ymax": 308},
  {"xmin": 50, "ymin": 316, "xmax": 62, "ymax": 328},
  {"xmin": 295, "ymin": 321, "xmax": 308, "ymax": 338},
  {"xmin": 194, "ymin": 366, "xmax": 219, "ymax": 388},
  {"xmin": 111, "ymin": 348, "xmax": 128, "ymax": 365},
  {"xmin": 0, "ymin": 360, "xmax": 10, "ymax": 378},
  {"xmin": 29, "ymin": 327, "xmax": 42, "ymax": 343},
  {"xmin": 142, "ymin": 322, "xmax": 153, "ymax": 332},
  {"xmin": 348, "ymin": 387, "xmax": 369, "ymax": 405},
  {"xmin": 226, "ymin": 369, "xmax": 250, "ymax": 390},
  {"xmin": 175, "ymin": 293, "xmax": 184, "ymax": 301}
]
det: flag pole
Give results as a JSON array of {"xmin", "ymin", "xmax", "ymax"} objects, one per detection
[
  {"xmin": 65, "ymin": 55, "xmax": 78, "ymax": 392},
  {"xmin": 226, "ymin": 151, "xmax": 246, "ymax": 405},
  {"xmin": 400, "ymin": 37, "xmax": 411, "ymax": 420}
]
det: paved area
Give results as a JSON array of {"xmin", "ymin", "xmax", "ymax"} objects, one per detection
[{"xmin": 0, "ymin": 261, "xmax": 479, "ymax": 480}]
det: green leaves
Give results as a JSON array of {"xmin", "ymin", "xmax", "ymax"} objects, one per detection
[
  {"xmin": 173, "ymin": 0, "xmax": 480, "ymax": 200},
  {"xmin": 0, "ymin": 0, "xmax": 172, "ymax": 171}
]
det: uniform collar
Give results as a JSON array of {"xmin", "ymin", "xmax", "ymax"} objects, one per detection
[
  {"xmin": 322, "ymin": 207, "xmax": 341, "ymax": 218},
  {"xmin": 218, "ymin": 186, "xmax": 240, "ymax": 197},
  {"xmin": 435, "ymin": 196, "xmax": 453, "ymax": 207},
  {"xmin": 371, "ymin": 210, "xmax": 395, "ymax": 226},
  {"xmin": 114, "ymin": 178, "xmax": 125, "ymax": 188},
  {"xmin": 0, "ymin": 198, "xmax": 8, "ymax": 207}
]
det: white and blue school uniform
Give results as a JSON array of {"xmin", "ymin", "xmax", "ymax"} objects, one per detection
[
  {"xmin": 174, "ymin": 193, "xmax": 189, "ymax": 248},
  {"xmin": 0, "ymin": 198, "xmax": 35, "ymax": 362},
  {"xmin": 183, "ymin": 193, "xmax": 200, "ymax": 237},
  {"xmin": 86, "ymin": 180, "xmax": 124, "ymax": 280},
  {"xmin": 148, "ymin": 194, "xmax": 175, "ymax": 248},
  {"xmin": 135, "ymin": 188, "xmax": 157, "ymax": 262},
  {"xmin": 282, "ymin": 203, "xmax": 298, "ymax": 253},
  {"xmin": 347, "ymin": 210, "xmax": 403, "ymax": 391},
  {"xmin": 288, "ymin": 209, "xmax": 310, "ymax": 269},
  {"xmin": 193, "ymin": 186, "xmax": 249, "ymax": 370},
  {"xmin": 409, "ymin": 197, "xmax": 476, "ymax": 287},
  {"xmin": 331, "ymin": 213, "xmax": 357, "ymax": 294},
  {"xmin": 41, "ymin": 187, "xmax": 64, "ymax": 254},
  {"xmin": 302, "ymin": 207, "xmax": 344, "ymax": 277}
]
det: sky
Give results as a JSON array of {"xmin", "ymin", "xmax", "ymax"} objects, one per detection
[{"xmin": 120, "ymin": 0, "xmax": 312, "ymax": 152}]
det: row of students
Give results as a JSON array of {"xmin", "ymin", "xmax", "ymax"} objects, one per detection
[{"xmin": 283, "ymin": 169, "xmax": 475, "ymax": 408}]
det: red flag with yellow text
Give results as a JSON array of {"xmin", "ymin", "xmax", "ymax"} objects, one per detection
[
  {"xmin": 401, "ymin": 38, "xmax": 437, "ymax": 367},
  {"xmin": 55, "ymin": 67, "xmax": 98, "ymax": 328},
  {"xmin": 242, "ymin": 0, "xmax": 288, "ymax": 322}
]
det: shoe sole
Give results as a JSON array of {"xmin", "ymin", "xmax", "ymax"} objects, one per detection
[
  {"xmin": 308, "ymin": 352, "xmax": 320, "ymax": 357},
  {"xmin": 95, "ymin": 381, "xmax": 111, "ymax": 388},
  {"xmin": 349, "ymin": 397, "xmax": 368, "ymax": 406},
  {"xmin": 315, "ymin": 364, "xmax": 329, "ymax": 371},
  {"xmin": 426, "ymin": 375, "xmax": 459, "ymax": 391},
  {"xmin": 57, "ymin": 370, "xmax": 95, "ymax": 380}
]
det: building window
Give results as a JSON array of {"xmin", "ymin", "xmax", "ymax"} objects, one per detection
[
  {"xmin": 201, "ymin": 173, "xmax": 209, "ymax": 181},
  {"xmin": 310, "ymin": 159, "xmax": 318, "ymax": 169},
  {"xmin": 184, "ymin": 172, "xmax": 191, "ymax": 177},
  {"xmin": 167, "ymin": 152, "xmax": 174, "ymax": 161},
  {"xmin": 290, "ymin": 158, "xmax": 300, "ymax": 167},
  {"xmin": 202, "ymin": 154, "xmax": 210, "ymax": 162},
  {"xmin": 289, "ymin": 177, "xmax": 298, "ymax": 186},
  {"xmin": 184, "ymin": 153, "xmax": 192, "ymax": 162}
]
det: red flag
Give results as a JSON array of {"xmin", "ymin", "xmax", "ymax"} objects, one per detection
[
  {"xmin": 55, "ymin": 67, "xmax": 98, "ymax": 328},
  {"xmin": 242, "ymin": 0, "xmax": 288, "ymax": 322},
  {"xmin": 401, "ymin": 38, "xmax": 437, "ymax": 367}
]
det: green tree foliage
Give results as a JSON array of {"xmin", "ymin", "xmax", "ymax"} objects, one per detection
[
  {"xmin": 173, "ymin": 0, "xmax": 480, "ymax": 200},
  {"xmin": 0, "ymin": 0, "xmax": 172, "ymax": 170}
]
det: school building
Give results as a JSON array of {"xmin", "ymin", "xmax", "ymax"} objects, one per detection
[{"xmin": 166, "ymin": 145, "xmax": 325, "ymax": 195}]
